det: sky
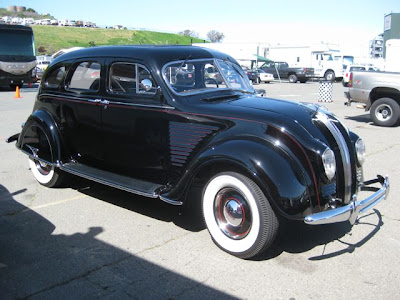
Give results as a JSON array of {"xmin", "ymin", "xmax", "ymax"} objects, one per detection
[{"xmin": 1, "ymin": 0, "xmax": 399, "ymax": 56}]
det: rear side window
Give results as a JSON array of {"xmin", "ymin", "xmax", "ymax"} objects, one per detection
[
  {"xmin": 67, "ymin": 61, "xmax": 101, "ymax": 91},
  {"xmin": 109, "ymin": 63, "xmax": 157, "ymax": 95},
  {"xmin": 44, "ymin": 66, "xmax": 66, "ymax": 89}
]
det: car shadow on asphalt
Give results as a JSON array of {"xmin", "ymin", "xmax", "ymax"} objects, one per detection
[
  {"xmin": 345, "ymin": 113, "xmax": 400, "ymax": 127},
  {"xmin": 68, "ymin": 177, "xmax": 384, "ymax": 262},
  {"xmin": 254, "ymin": 210, "xmax": 383, "ymax": 261},
  {"xmin": 0, "ymin": 184, "xmax": 236, "ymax": 299},
  {"xmin": 68, "ymin": 177, "xmax": 206, "ymax": 232}
]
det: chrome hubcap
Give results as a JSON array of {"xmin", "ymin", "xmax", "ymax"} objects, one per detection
[
  {"xmin": 35, "ymin": 160, "xmax": 51, "ymax": 175},
  {"xmin": 214, "ymin": 188, "xmax": 252, "ymax": 240},
  {"xmin": 376, "ymin": 104, "xmax": 392, "ymax": 121},
  {"xmin": 223, "ymin": 199, "xmax": 243, "ymax": 227}
]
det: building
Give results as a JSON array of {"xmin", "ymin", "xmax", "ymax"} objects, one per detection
[
  {"xmin": 369, "ymin": 34, "xmax": 384, "ymax": 58},
  {"xmin": 383, "ymin": 13, "xmax": 400, "ymax": 57}
]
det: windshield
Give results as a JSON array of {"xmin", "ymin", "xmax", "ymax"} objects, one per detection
[
  {"xmin": 0, "ymin": 29, "xmax": 35, "ymax": 57},
  {"xmin": 163, "ymin": 59, "xmax": 254, "ymax": 95}
]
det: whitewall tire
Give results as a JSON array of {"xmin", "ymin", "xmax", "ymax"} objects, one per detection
[
  {"xmin": 202, "ymin": 172, "xmax": 278, "ymax": 259},
  {"xmin": 29, "ymin": 158, "xmax": 64, "ymax": 187}
]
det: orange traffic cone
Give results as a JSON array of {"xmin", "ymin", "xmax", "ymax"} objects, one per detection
[{"xmin": 14, "ymin": 86, "xmax": 21, "ymax": 99}]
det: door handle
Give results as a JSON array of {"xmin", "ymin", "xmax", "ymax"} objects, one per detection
[
  {"xmin": 100, "ymin": 100, "xmax": 110, "ymax": 105},
  {"xmin": 89, "ymin": 99, "xmax": 102, "ymax": 103}
]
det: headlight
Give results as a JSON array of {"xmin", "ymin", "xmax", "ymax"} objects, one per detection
[
  {"xmin": 322, "ymin": 148, "xmax": 336, "ymax": 180},
  {"xmin": 355, "ymin": 138, "xmax": 366, "ymax": 165}
]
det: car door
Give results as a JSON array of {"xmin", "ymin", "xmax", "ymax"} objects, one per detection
[
  {"xmin": 99, "ymin": 59, "xmax": 171, "ymax": 184},
  {"xmin": 61, "ymin": 59, "xmax": 105, "ymax": 166}
]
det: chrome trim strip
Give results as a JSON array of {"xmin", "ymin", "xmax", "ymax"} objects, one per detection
[
  {"xmin": 39, "ymin": 93, "xmax": 175, "ymax": 110},
  {"xmin": 304, "ymin": 175, "xmax": 389, "ymax": 225},
  {"xmin": 158, "ymin": 195, "xmax": 183, "ymax": 206},
  {"xmin": 316, "ymin": 112, "xmax": 352, "ymax": 203}
]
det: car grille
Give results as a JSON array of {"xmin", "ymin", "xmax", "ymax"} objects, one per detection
[{"xmin": 315, "ymin": 112, "xmax": 353, "ymax": 204}]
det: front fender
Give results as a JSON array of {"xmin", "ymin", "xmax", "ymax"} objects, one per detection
[
  {"xmin": 16, "ymin": 110, "xmax": 62, "ymax": 164},
  {"xmin": 161, "ymin": 138, "xmax": 312, "ymax": 218}
]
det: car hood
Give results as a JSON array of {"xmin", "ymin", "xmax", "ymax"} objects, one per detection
[
  {"xmin": 204, "ymin": 95, "xmax": 332, "ymax": 141},
  {"xmin": 229, "ymin": 96, "xmax": 327, "ymax": 124}
]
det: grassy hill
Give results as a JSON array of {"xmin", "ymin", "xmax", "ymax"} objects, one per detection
[{"xmin": 32, "ymin": 25, "xmax": 207, "ymax": 55}]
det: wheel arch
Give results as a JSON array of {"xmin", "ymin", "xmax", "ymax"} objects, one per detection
[
  {"xmin": 161, "ymin": 138, "xmax": 311, "ymax": 219},
  {"xmin": 369, "ymin": 87, "xmax": 400, "ymax": 109},
  {"xmin": 324, "ymin": 69, "xmax": 335, "ymax": 78},
  {"xmin": 16, "ymin": 109, "xmax": 62, "ymax": 165}
]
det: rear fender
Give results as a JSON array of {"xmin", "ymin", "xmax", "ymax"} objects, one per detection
[{"xmin": 16, "ymin": 110, "xmax": 62, "ymax": 165}]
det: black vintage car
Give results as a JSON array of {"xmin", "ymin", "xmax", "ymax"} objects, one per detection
[{"xmin": 7, "ymin": 46, "xmax": 389, "ymax": 259}]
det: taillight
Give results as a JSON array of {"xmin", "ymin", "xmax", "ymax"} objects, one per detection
[{"xmin": 348, "ymin": 72, "xmax": 353, "ymax": 87}]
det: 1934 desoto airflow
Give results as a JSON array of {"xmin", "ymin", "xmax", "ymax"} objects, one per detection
[{"xmin": 7, "ymin": 46, "xmax": 390, "ymax": 259}]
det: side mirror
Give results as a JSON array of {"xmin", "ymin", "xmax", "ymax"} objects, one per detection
[
  {"xmin": 141, "ymin": 79, "xmax": 153, "ymax": 91},
  {"xmin": 255, "ymin": 88, "xmax": 266, "ymax": 97}
]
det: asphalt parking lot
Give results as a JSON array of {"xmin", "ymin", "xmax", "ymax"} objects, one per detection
[{"xmin": 1, "ymin": 81, "xmax": 399, "ymax": 299}]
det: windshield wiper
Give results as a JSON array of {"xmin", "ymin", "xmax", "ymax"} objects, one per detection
[{"xmin": 173, "ymin": 54, "xmax": 192, "ymax": 82}]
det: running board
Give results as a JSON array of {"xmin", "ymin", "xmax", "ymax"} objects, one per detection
[{"xmin": 60, "ymin": 162, "xmax": 162, "ymax": 198}]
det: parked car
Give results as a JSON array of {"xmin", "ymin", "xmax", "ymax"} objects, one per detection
[
  {"xmin": 342, "ymin": 65, "xmax": 379, "ymax": 87},
  {"xmin": 36, "ymin": 60, "xmax": 51, "ymax": 71},
  {"xmin": 257, "ymin": 69, "xmax": 274, "ymax": 83},
  {"xmin": 7, "ymin": 46, "xmax": 389, "ymax": 259},
  {"xmin": 244, "ymin": 69, "xmax": 258, "ymax": 83},
  {"xmin": 345, "ymin": 70, "xmax": 400, "ymax": 126}
]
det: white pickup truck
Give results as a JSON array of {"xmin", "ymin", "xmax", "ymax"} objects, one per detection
[{"xmin": 345, "ymin": 71, "xmax": 400, "ymax": 127}]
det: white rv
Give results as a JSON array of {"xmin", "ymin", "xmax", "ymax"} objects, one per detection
[{"xmin": 266, "ymin": 43, "xmax": 350, "ymax": 81}]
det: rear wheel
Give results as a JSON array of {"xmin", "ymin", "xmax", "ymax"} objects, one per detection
[
  {"xmin": 202, "ymin": 172, "xmax": 278, "ymax": 259},
  {"xmin": 324, "ymin": 71, "xmax": 335, "ymax": 81},
  {"xmin": 29, "ymin": 158, "xmax": 65, "ymax": 187},
  {"xmin": 370, "ymin": 97, "xmax": 400, "ymax": 127}
]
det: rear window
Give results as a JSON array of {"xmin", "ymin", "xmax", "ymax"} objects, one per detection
[
  {"xmin": 44, "ymin": 66, "xmax": 66, "ymax": 89},
  {"xmin": 350, "ymin": 66, "xmax": 366, "ymax": 71},
  {"xmin": 67, "ymin": 62, "xmax": 101, "ymax": 92}
]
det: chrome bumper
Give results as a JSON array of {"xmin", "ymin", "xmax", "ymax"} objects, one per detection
[{"xmin": 304, "ymin": 175, "xmax": 390, "ymax": 225}]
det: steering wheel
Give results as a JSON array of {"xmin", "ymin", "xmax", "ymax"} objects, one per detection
[{"xmin": 205, "ymin": 78, "xmax": 219, "ymax": 88}]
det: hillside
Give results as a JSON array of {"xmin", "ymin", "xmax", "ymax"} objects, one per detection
[
  {"xmin": 0, "ymin": 7, "xmax": 54, "ymax": 20},
  {"xmin": 32, "ymin": 26, "xmax": 207, "ymax": 55}
]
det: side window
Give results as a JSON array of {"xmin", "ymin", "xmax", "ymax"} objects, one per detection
[
  {"xmin": 44, "ymin": 66, "xmax": 66, "ymax": 89},
  {"xmin": 109, "ymin": 63, "xmax": 157, "ymax": 96},
  {"xmin": 109, "ymin": 63, "xmax": 136, "ymax": 94},
  {"xmin": 138, "ymin": 66, "xmax": 157, "ymax": 94},
  {"xmin": 67, "ymin": 62, "xmax": 101, "ymax": 92}
]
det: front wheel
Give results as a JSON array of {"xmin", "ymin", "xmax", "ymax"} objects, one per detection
[
  {"xmin": 202, "ymin": 172, "xmax": 278, "ymax": 259},
  {"xmin": 370, "ymin": 97, "xmax": 400, "ymax": 127},
  {"xmin": 288, "ymin": 74, "xmax": 298, "ymax": 83},
  {"xmin": 29, "ymin": 158, "xmax": 65, "ymax": 187}
]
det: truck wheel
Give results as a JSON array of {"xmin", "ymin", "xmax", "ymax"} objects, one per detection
[
  {"xmin": 370, "ymin": 97, "xmax": 400, "ymax": 127},
  {"xmin": 202, "ymin": 172, "xmax": 278, "ymax": 259},
  {"xmin": 288, "ymin": 74, "xmax": 298, "ymax": 83},
  {"xmin": 324, "ymin": 71, "xmax": 335, "ymax": 81}
]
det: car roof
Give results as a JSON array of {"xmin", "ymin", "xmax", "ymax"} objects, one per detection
[{"xmin": 52, "ymin": 45, "xmax": 238, "ymax": 67}]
